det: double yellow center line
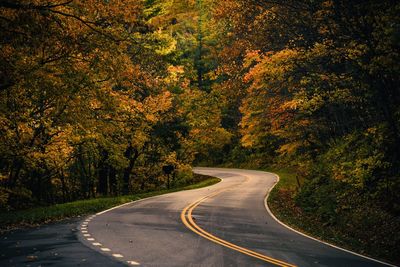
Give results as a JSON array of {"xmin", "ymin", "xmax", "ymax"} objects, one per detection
[{"xmin": 180, "ymin": 189, "xmax": 297, "ymax": 267}]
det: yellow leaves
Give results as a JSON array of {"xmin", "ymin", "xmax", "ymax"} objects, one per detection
[
  {"xmin": 240, "ymin": 133, "xmax": 255, "ymax": 148},
  {"xmin": 145, "ymin": 113, "xmax": 157, "ymax": 122},
  {"xmin": 244, "ymin": 48, "xmax": 300, "ymax": 87},
  {"xmin": 366, "ymin": 127, "xmax": 378, "ymax": 135},
  {"xmin": 89, "ymin": 98, "xmax": 101, "ymax": 110},
  {"xmin": 1, "ymin": 44, "xmax": 14, "ymax": 58},
  {"xmin": 46, "ymin": 130, "xmax": 74, "ymax": 164},
  {"xmin": 166, "ymin": 65, "xmax": 185, "ymax": 82},
  {"xmin": 321, "ymin": 0, "xmax": 334, "ymax": 8},
  {"xmin": 278, "ymin": 142, "xmax": 303, "ymax": 155},
  {"xmin": 213, "ymin": 127, "xmax": 232, "ymax": 146},
  {"xmin": 301, "ymin": 93, "xmax": 324, "ymax": 113},
  {"xmin": 168, "ymin": 65, "xmax": 185, "ymax": 74},
  {"xmin": 308, "ymin": 41, "xmax": 333, "ymax": 57},
  {"xmin": 189, "ymin": 127, "xmax": 232, "ymax": 153},
  {"xmin": 162, "ymin": 151, "xmax": 178, "ymax": 166},
  {"xmin": 143, "ymin": 91, "xmax": 173, "ymax": 116},
  {"xmin": 147, "ymin": 30, "xmax": 177, "ymax": 55},
  {"xmin": 240, "ymin": 49, "xmax": 306, "ymax": 149},
  {"xmin": 24, "ymin": 124, "xmax": 74, "ymax": 170},
  {"xmin": 344, "ymin": 41, "xmax": 369, "ymax": 61},
  {"xmin": 177, "ymin": 88, "xmax": 231, "ymax": 154},
  {"xmin": 280, "ymin": 99, "xmax": 301, "ymax": 111},
  {"xmin": 243, "ymin": 50, "xmax": 261, "ymax": 68},
  {"xmin": 68, "ymin": 0, "xmax": 142, "ymax": 25},
  {"xmin": 17, "ymin": 123, "xmax": 34, "ymax": 141},
  {"xmin": 130, "ymin": 131, "xmax": 150, "ymax": 149},
  {"xmin": 113, "ymin": 87, "xmax": 172, "ymax": 115}
]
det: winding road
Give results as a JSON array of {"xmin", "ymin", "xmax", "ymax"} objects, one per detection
[
  {"xmin": 78, "ymin": 167, "xmax": 391, "ymax": 266},
  {"xmin": 0, "ymin": 168, "xmax": 394, "ymax": 266}
]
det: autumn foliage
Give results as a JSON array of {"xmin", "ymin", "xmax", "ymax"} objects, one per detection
[
  {"xmin": 0, "ymin": 0, "xmax": 399, "ymax": 262},
  {"xmin": 212, "ymin": 0, "xmax": 400, "ymax": 261},
  {"xmin": 0, "ymin": 0, "xmax": 229, "ymax": 209}
]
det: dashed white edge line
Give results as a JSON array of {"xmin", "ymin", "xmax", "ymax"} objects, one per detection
[
  {"xmin": 80, "ymin": 177, "xmax": 222, "ymax": 267},
  {"xmin": 79, "ymin": 214, "xmax": 143, "ymax": 266},
  {"xmin": 263, "ymin": 172, "xmax": 397, "ymax": 267}
]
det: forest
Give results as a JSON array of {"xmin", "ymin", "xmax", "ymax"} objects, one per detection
[{"xmin": 0, "ymin": 0, "xmax": 399, "ymax": 262}]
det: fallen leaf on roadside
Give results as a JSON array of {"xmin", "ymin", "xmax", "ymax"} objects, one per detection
[{"xmin": 26, "ymin": 255, "xmax": 38, "ymax": 261}]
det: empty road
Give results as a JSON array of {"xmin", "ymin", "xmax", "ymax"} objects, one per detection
[
  {"xmin": 0, "ymin": 168, "xmax": 393, "ymax": 266},
  {"xmin": 78, "ymin": 167, "xmax": 391, "ymax": 266}
]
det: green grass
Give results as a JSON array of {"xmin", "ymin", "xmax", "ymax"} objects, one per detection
[
  {"xmin": 0, "ymin": 176, "xmax": 220, "ymax": 232},
  {"xmin": 267, "ymin": 168, "xmax": 308, "ymax": 230},
  {"xmin": 267, "ymin": 168, "xmax": 298, "ymax": 190},
  {"xmin": 267, "ymin": 168, "xmax": 354, "ymax": 239},
  {"xmin": 267, "ymin": 168, "xmax": 353, "ymax": 246},
  {"xmin": 267, "ymin": 168, "xmax": 398, "ymax": 264}
]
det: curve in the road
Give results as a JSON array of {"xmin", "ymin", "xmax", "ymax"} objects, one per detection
[
  {"xmin": 77, "ymin": 168, "xmax": 394, "ymax": 267},
  {"xmin": 78, "ymin": 198, "xmax": 160, "ymax": 266},
  {"xmin": 181, "ymin": 189, "xmax": 296, "ymax": 267}
]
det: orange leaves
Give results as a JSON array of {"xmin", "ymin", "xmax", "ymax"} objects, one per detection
[
  {"xmin": 243, "ymin": 49, "xmax": 261, "ymax": 69},
  {"xmin": 166, "ymin": 65, "xmax": 185, "ymax": 82},
  {"xmin": 243, "ymin": 48, "xmax": 300, "ymax": 87},
  {"xmin": 240, "ymin": 48, "xmax": 304, "ymax": 149},
  {"xmin": 145, "ymin": 91, "xmax": 173, "ymax": 112},
  {"xmin": 280, "ymin": 99, "xmax": 301, "ymax": 111},
  {"xmin": 68, "ymin": 0, "xmax": 142, "ymax": 24},
  {"xmin": 277, "ymin": 142, "xmax": 303, "ymax": 155}
]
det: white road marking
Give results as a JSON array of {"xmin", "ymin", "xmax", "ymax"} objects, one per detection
[
  {"xmin": 92, "ymin": 242, "xmax": 102, "ymax": 246},
  {"xmin": 87, "ymin": 238, "xmax": 95, "ymax": 241},
  {"xmin": 83, "ymin": 234, "xmax": 90, "ymax": 237},
  {"xmin": 95, "ymin": 193, "xmax": 177, "ymax": 216},
  {"xmin": 127, "ymin": 260, "xmax": 140, "ymax": 265},
  {"xmin": 264, "ymin": 172, "xmax": 397, "ymax": 267},
  {"xmin": 112, "ymin": 254, "xmax": 124, "ymax": 258},
  {"xmin": 101, "ymin": 248, "xmax": 111, "ymax": 252},
  {"xmin": 81, "ymin": 230, "xmax": 88, "ymax": 233},
  {"xmin": 96, "ymin": 201, "xmax": 134, "ymax": 215}
]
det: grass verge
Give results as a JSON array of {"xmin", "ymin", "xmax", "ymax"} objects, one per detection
[
  {"xmin": 267, "ymin": 168, "xmax": 398, "ymax": 264},
  {"xmin": 0, "ymin": 175, "xmax": 220, "ymax": 233}
]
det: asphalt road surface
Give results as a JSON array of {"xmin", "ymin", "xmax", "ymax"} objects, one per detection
[{"xmin": 0, "ymin": 168, "xmax": 394, "ymax": 266}]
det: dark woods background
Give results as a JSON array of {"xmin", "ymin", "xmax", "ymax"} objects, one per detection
[{"xmin": 0, "ymin": 0, "xmax": 399, "ymax": 261}]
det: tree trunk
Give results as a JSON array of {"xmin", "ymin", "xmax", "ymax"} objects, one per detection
[
  {"xmin": 109, "ymin": 166, "xmax": 117, "ymax": 196},
  {"xmin": 60, "ymin": 169, "xmax": 69, "ymax": 202},
  {"xmin": 123, "ymin": 145, "xmax": 139, "ymax": 195},
  {"xmin": 8, "ymin": 158, "xmax": 22, "ymax": 188},
  {"xmin": 97, "ymin": 150, "xmax": 109, "ymax": 196},
  {"xmin": 78, "ymin": 154, "xmax": 89, "ymax": 198}
]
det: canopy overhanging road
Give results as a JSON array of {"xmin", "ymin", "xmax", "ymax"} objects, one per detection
[
  {"xmin": 0, "ymin": 168, "xmax": 393, "ymax": 266},
  {"xmin": 78, "ymin": 167, "xmax": 389, "ymax": 266}
]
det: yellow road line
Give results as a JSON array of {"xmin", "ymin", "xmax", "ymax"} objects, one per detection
[{"xmin": 181, "ymin": 189, "xmax": 297, "ymax": 267}]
